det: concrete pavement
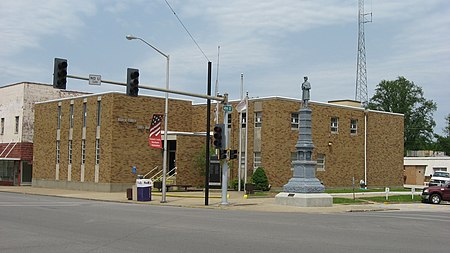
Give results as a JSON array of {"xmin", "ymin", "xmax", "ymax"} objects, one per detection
[{"xmin": 0, "ymin": 186, "xmax": 437, "ymax": 213}]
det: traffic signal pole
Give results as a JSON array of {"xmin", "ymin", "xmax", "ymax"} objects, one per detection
[
  {"xmin": 65, "ymin": 74, "xmax": 224, "ymax": 102},
  {"xmin": 221, "ymin": 93, "xmax": 229, "ymax": 205}
]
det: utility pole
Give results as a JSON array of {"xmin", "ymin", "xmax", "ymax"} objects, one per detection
[{"xmin": 355, "ymin": 0, "xmax": 372, "ymax": 106}]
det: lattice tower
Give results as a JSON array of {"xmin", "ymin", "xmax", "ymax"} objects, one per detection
[{"xmin": 355, "ymin": 0, "xmax": 372, "ymax": 105}]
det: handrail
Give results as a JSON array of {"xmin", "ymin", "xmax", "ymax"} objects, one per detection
[
  {"xmin": 151, "ymin": 169, "xmax": 163, "ymax": 181},
  {"xmin": 143, "ymin": 166, "xmax": 159, "ymax": 179},
  {"xmin": 153, "ymin": 167, "xmax": 177, "ymax": 183}
]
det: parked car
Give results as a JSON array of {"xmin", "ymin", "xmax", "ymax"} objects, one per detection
[
  {"xmin": 421, "ymin": 182, "xmax": 450, "ymax": 204},
  {"xmin": 428, "ymin": 171, "xmax": 450, "ymax": 186}
]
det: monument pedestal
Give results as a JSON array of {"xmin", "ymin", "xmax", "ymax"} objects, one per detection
[{"xmin": 275, "ymin": 192, "xmax": 333, "ymax": 207}]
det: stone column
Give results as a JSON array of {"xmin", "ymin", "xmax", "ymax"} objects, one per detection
[{"xmin": 275, "ymin": 76, "xmax": 332, "ymax": 207}]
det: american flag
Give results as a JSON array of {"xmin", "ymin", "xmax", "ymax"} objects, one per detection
[{"xmin": 148, "ymin": 114, "xmax": 163, "ymax": 148}]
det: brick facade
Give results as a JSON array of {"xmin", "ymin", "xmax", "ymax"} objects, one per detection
[
  {"xmin": 0, "ymin": 142, "xmax": 33, "ymax": 161},
  {"xmin": 33, "ymin": 93, "xmax": 404, "ymax": 192}
]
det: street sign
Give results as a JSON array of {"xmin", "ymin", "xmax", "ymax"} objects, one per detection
[
  {"xmin": 89, "ymin": 74, "xmax": 101, "ymax": 85},
  {"xmin": 223, "ymin": 105, "xmax": 233, "ymax": 112}
]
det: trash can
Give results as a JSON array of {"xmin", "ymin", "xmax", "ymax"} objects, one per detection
[
  {"xmin": 126, "ymin": 188, "xmax": 132, "ymax": 200},
  {"xmin": 136, "ymin": 178, "xmax": 152, "ymax": 201}
]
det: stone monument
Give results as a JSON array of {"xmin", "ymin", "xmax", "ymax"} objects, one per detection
[{"xmin": 275, "ymin": 76, "xmax": 333, "ymax": 207}]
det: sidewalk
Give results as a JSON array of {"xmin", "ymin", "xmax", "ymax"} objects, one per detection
[{"xmin": 0, "ymin": 186, "xmax": 418, "ymax": 213}]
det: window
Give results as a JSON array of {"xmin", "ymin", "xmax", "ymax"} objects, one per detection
[
  {"xmin": 240, "ymin": 152, "xmax": 245, "ymax": 169},
  {"xmin": 83, "ymin": 102, "xmax": 87, "ymax": 128},
  {"xmin": 56, "ymin": 140, "xmax": 60, "ymax": 164},
  {"xmin": 241, "ymin": 112, "xmax": 247, "ymax": 128},
  {"xmin": 68, "ymin": 140, "xmax": 72, "ymax": 164},
  {"xmin": 433, "ymin": 168, "xmax": 447, "ymax": 172},
  {"xmin": 291, "ymin": 113, "xmax": 299, "ymax": 129},
  {"xmin": 227, "ymin": 114, "xmax": 232, "ymax": 129},
  {"xmin": 331, "ymin": 117, "xmax": 339, "ymax": 133},
  {"xmin": 57, "ymin": 105, "xmax": 61, "ymax": 129},
  {"xmin": 255, "ymin": 112, "xmax": 262, "ymax": 127},
  {"xmin": 316, "ymin": 153, "xmax": 326, "ymax": 171},
  {"xmin": 14, "ymin": 116, "xmax": 19, "ymax": 134},
  {"xmin": 95, "ymin": 139, "xmax": 100, "ymax": 165},
  {"xmin": 1, "ymin": 118, "xmax": 4, "ymax": 135},
  {"xmin": 350, "ymin": 119, "xmax": 358, "ymax": 135},
  {"xmin": 81, "ymin": 140, "xmax": 86, "ymax": 165},
  {"xmin": 254, "ymin": 152, "xmax": 261, "ymax": 169},
  {"xmin": 69, "ymin": 104, "xmax": 74, "ymax": 128},
  {"xmin": 97, "ymin": 101, "xmax": 101, "ymax": 126}
]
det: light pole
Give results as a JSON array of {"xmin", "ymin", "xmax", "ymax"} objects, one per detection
[{"xmin": 126, "ymin": 35, "xmax": 170, "ymax": 203}]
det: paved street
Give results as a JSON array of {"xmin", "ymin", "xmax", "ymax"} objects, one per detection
[{"xmin": 1, "ymin": 192, "xmax": 449, "ymax": 253}]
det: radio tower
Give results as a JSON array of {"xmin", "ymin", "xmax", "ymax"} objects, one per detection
[{"xmin": 355, "ymin": 0, "xmax": 372, "ymax": 105}]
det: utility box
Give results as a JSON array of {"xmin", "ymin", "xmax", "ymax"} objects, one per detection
[{"xmin": 136, "ymin": 178, "xmax": 152, "ymax": 201}]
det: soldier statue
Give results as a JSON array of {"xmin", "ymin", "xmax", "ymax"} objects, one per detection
[{"xmin": 301, "ymin": 76, "xmax": 311, "ymax": 107}]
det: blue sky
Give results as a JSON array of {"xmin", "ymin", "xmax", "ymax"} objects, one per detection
[{"xmin": 0, "ymin": 0, "xmax": 449, "ymax": 134}]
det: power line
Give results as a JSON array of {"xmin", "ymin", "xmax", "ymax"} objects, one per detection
[{"xmin": 164, "ymin": 0, "xmax": 210, "ymax": 62}]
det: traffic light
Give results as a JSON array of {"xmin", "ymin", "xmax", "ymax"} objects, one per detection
[
  {"xmin": 229, "ymin": 149, "xmax": 238, "ymax": 160},
  {"xmin": 213, "ymin": 124, "xmax": 225, "ymax": 149},
  {"xmin": 220, "ymin": 149, "xmax": 227, "ymax": 160},
  {"xmin": 126, "ymin": 68, "xmax": 139, "ymax": 96},
  {"xmin": 53, "ymin": 58, "xmax": 68, "ymax": 89}
]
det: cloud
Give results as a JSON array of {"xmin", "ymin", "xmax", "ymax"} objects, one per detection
[{"xmin": 0, "ymin": 0, "xmax": 96, "ymax": 57}]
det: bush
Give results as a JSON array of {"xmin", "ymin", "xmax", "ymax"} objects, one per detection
[
  {"xmin": 252, "ymin": 167, "xmax": 269, "ymax": 191},
  {"xmin": 230, "ymin": 178, "xmax": 244, "ymax": 191}
]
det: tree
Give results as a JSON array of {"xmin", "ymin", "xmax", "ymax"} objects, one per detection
[
  {"xmin": 434, "ymin": 114, "xmax": 450, "ymax": 155},
  {"xmin": 368, "ymin": 76, "xmax": 437, "ymax": 152},
  {"xmin": 193, "ymin": 145, "xmax": 216, "ymax": 176},
  {"xmin": 251, "ymin": 167, "xmax": 269, "ymax": 191}
]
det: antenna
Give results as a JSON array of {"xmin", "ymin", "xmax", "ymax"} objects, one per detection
[{"xmin": 355, "ymin": 0, "xmax": 372, "ymax": 106}]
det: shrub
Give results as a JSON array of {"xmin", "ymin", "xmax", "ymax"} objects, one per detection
[
  {"xmin": 230, "ymin": 178, "xmax": 244, "ymax": 191},
  {"xmin": 252, "ymin": 167, "xmax": 269, "ymax": 191}
]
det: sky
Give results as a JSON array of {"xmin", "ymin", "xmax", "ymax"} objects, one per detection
[{"xmin": 0, "ymin": 0, "xmax": 449, "ymax": 134}]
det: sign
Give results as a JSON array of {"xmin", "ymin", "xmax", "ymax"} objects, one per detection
[
  {"xmin": 223, "ymin": 105, "xmax": 233, "ymax": 112},
  {"xmin": 148, "ymin": 114, "xmax": 163, "ymax": 149},
  {"xmin": 89, "ymin": 74, "xmax": 101, "ymax": 85}
]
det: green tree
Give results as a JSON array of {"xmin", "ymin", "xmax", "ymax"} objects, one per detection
[
  {"xmin": 193, "ymin": 145, "xmax": 216, "ymax": 176},
  {"xmin": 368, "ymin": 76, "xmax": 437, "ymax": 152},
  {"xmin": 434, "ymin": 114, "xmax": 450, "ymax": 155},
  {"xmin": 251, "ymin": 167, "xmax": 269, "ymax": 191}
]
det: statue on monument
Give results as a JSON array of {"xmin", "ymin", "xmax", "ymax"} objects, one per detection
[{"xmin": 301, "ymin": 76, "xmax": 311, "ymax": 107}]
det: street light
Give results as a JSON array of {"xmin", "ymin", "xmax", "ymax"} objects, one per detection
[{"xmin": 126, "ymin": 34, "xmax": 170, "ymax": 203}]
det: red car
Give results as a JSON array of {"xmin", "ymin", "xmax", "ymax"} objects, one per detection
[{"xmin": 421, "ymin": 182, "xmax": 450, "ymax": 204}]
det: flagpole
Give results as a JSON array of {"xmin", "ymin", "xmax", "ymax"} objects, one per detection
[
  {"xmin": 238, "ymin": 73, "xmax": 244, "ymax": 192},
  {"xmin": 214, "ymin": 46, "xmax": 220, "ymax": 124},
  {"xmin": 244, "ymin": 92, "xmax": 249, "ymax": 191}
]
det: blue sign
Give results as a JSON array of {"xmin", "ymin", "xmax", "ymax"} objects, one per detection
[{"xmin": 132, "ymin": 166, "xmax": 137, "ymax": 174}]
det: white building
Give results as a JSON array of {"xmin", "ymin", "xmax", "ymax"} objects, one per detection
[
  {"xmin": 0, "ymin": 82, "xmax": 87, "ymax": 186},
  {"xmin": 404, "ymin": 156, "xmax": 450, "ymax": 176}
]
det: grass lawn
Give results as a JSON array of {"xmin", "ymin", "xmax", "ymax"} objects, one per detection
[
  {"xmin": 325, "ymin": 187, "xmax": 409, "ymax": 193},
  {"xmin": 360, "ymin": 195, "xmax": 422, "ymax": 203}
]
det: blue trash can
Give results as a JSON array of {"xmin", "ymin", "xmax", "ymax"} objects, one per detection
[{"xmin": 136, "ymin": 179, "xmax": 152, "ymax": 201}]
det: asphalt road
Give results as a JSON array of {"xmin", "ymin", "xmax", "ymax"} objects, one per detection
[{"xmin": 1, "ymin": 192, "xmax": 449, "ymax": 253}]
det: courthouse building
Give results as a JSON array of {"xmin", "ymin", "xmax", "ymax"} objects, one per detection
[{"xmin": 32, "ymin": 92, "xmax": 404, "ymax": 192}]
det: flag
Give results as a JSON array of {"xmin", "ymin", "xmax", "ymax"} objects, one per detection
[
  {"xmin": 237, "ymin": 97, "xmax": 247, "ymax": 112},
  {"xmin": 148, "ymin": 114, "xmax": 163, "ymax": 149}
]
